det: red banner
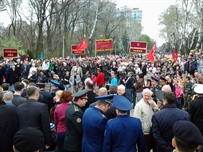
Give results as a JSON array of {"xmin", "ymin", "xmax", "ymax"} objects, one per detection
[
  {"xmin": 71, "ymin": 45, "xmax": 85, "ymax": 55},
  {"xmin": 96, "ymin": 39, "xmax": 113, "ymax": 51},
  {"xmin": 3, "ymin": 48, "xmax": 18, "ymax": 58},
  {"xmin": 129, "ymin": 41, "xmax": 147, "ymax": 53}
]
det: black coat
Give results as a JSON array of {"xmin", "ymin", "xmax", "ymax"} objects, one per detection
[
  {"xmin": 9, "ymin": 69, "xmax": 18, "ymax": 84},
  {"xmin": 16, "ymin": 99, "xmax": 52, "ymax": 146},
  {"xmin": 40, "ymin": 89, "xmax": 53, "ymax": 112},
  {"xmin": 64, "ymin": 102, "xmax": 83, "ymax": 152},
  {"xmin": 0, "ymin": 105, "xmax": 18, "ymax": 152},
  {"xmin": 152, "ymin": 104, "xmax": 190, "ymax": 152},
  {"xmin": 190, "ymin": 97, "xmax": 203, "ymax": 135},
  {"xmin": 81, "ymin": 90, "xmax": 97, "ymax": 112},
  {"xmin": 12, "ymin": 94, "xmax": 27, "ymax": 107}
]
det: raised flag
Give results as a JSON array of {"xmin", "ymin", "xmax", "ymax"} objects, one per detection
[
  {"xmin": 147, "ymin": 41, "xmax": 156, "ymax": 62},
  {"xmin": 172, "ymin": 49, "xmax": 178, "ymax": 60},
  {"xmin": 40, "ymin": 53, "xmax": 44, "ymax": 60},
  {"xmin": 76, "ymin": 38, "xmax": 88, "ymax": 51},
  {"xmin": 24, "ymin": 53, "xmax": 28, "ymax": 61},
  {"xmin": 52, "ymin": 54, "xmax": 54, "ymax": 58}
]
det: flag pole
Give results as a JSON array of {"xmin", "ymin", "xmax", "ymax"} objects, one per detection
[
  {"xmin": 62, "ymin": 35, "xmax": 65, "ymax": 59},
  {"xmin": 95, "ymin": 40, "xmax": 96, "ymax": 57}
]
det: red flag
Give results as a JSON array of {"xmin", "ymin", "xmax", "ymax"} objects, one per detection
[
  {"xmin": 52, "ymin": 54, "xmax": 54, "ymax": 58},
  {"xmin": 24, "ymin": 53, "xmax": 28, "ymax": 61},
  {"xmin": 172, "ymin": 49, "xmax": 178, "ymax": 60},
  {"xmin": 147, "ymin": 41, "xmax": 156, "ymax": 62},
  {"xmin": 76, "ymin": 38, "xmax": 88, "ymax": 51}
]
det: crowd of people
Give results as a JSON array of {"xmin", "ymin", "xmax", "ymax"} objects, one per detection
[{"xmin": 1, "ymin": 52, "xmax": 203, "ymax": 152}]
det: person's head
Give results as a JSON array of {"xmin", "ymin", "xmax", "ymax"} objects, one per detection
[
  {"xmin": 73, "ymin": 71, "xmax": 77, "ymax": 76},
  {"xmin": 2, "ymin": 83, "xmax": 10, "ymax": 91},
  {"xmin": 97, "ymin": 87, "xmax": 108, "ymax": 96},
  {"xmin": 84, "ymin": 78, "xmax": 91, "ymax": 87},
  {"xmin": 117, "ymin": 84, "xmax": 125, "ymax": 95},
  {"xmin": 151, "ymin": 77, "xmax": 158, "ymax": 86},
  {"xmin": 66, "ymin": 71, "xmax": 70, "ymax": 76},
  {"xmin": 161, "ymin": 85, "xmax": 172, "ymax": 92},
  {"xmin": 14, "ymin": 82, "xmax": 25, "ymax": 94},
  {"xmin": 50, "ymin": 80, "xmax": 60, "ymax": 90},
  {"xmin": 144, "ymin": 75, "xmax": 148, "ymax": 81},
  {"xmin": 60, "ymin": 90, "xmax": 73, "ymax": 103},
  {"xmin": 3, "ymin": 91, "xmax": 13, "ymax": 102},
  {"xmin": 22, "ymin": 79, "xmax": 29, "ymax": 86},
  {"xmin": 160, "ymin": 77, "xmax": 167, "ymax": 86},
  {"xmin": 111, "ymin": 71, "xmax": 115, "ymax": 78},
  {"xmin": 172, "ymin": 120, "xmax": 203, "ymax": 152},
  {"xmin": 109, "ymin": 85, "xmax": 118, "ymax": 94},
  {"xmin": 73, "ymin": 89, "xmax": 88, "ymax": 107},
  {"xmin": 185, "ymin": 76, "xmax": 191, "ymax": 83},
  {"xmin": 95, "ymin": 95, "xmax": 114, "ymax": 113},
  {"xmin": 32, "ymin": 63, "xmax": 35, "ymax": 67},
  {"xmin": 142, "ymin": 88, "xmax": 153, "ymax": 101},
  {"xmin": 128, "ymin": 72, "xmax": 133, "ymax": 77},
  {"xmin": 85, "ymin": 80, "xmax": 94, "ymax": 90},
  {"xmin": 54, "ymin": 90, "xmax": 63, "ymax": 101},
  {"xmin": 26, "ymin": 86, "xmax": 39, "ymax": 100},
  {"xmin": 162, "ymin": 92, "xmax": 176, "ymax": 105},
  {"xmin": 13, "ymin": 127, "xmax": 44, "ymax": 152}
]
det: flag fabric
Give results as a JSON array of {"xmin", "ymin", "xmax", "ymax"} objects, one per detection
[
  {"xmin": 52, "ymin": 54, "xmax": 54, "ymax": 58},
  {"xmin": 172, "ymin": 49, "xmax": 178, "ymax": 60},
  {"xmin": 24, "ymin": 53, "xmax": 28, "ymax": 61},
  {"xmin": 76, "ymin": 38, "xmax": 88, "ymax": 51},
  {"xmin": 169, "ymin": 50, "xmax": 173, "ymax": 59},
  {"xmin": 147, "ymin": 41, "xmax": 156, "ymax": 62},
  {"xmin": 40, "ymin": 53, "xmax": 44, "ymax": 60}
]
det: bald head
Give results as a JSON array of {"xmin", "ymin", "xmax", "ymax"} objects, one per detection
[
  {"xmin": 98, "ymin": 87, "xmax": 108, "ymax": 96},
  {"xmin": 162, "ymin": 85, "xmax": 172, "ymax": 92}
]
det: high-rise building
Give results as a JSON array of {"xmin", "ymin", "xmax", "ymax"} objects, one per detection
[{"xmin": 117, "ymin": 6, "xmax": 142, "ymax": 24}]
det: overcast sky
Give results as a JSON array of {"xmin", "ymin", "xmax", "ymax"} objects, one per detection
[
  {"xmin": 0, "ymin": 0, "xmax": 176, "ymax": 46},
  {"xmin": 116, "ymin": 0, "xmax": 177, "ymax": 46}
]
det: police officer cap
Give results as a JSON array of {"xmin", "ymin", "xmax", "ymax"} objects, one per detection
[
  {"xmin": 95, "ymin": 94, "xmax": 114, "ymax": 104},
  {"xmin": 72, "ymin": 89, "xmax": 88, "ymax": 99},
  {"xmin": 36, "ymin": 83, "xmax": 45, "ymax": 88},
  {"xmin": 160, "ymin": 76, "xmax": 167, "ymax": 82},
  {"xmin": 194, "ymin": 84, "xmax": 203, "ymax": 95},
  {"xmin": 155, "ymin": 90, "xmax": 163, "ymax": 102},
  {"xmin": 173, "ymin": 120, "xmax": 203, "ymax": 145},
  {"xmin": 151, "ymin": 76, "xmax": 158, "ymax": 82},
  {"xmin": 50, "ymin": 79, "xmax": 60, "ymax": 87},
  {"xmin": 13, "ymin": 127, "xmax": 44, "ymax": 152},
  {"xmin": 113, "ymin": 95, "xmax": 133, "ymax": 111}
]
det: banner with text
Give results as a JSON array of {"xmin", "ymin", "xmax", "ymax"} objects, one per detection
[
  {"xmin": 96, "ymin": 39, "xmax": 113, "ymax": 51},
  {"xmin": 129, "ymin": 41, "xmax": 148, "ymax": 54},
  {"xmin": 3, "ymin": 48, "xmax": 18, "ymax": 58},
  {"xmin": 71, "ymin": 45, "xmax": 85, "ymax": 55}
]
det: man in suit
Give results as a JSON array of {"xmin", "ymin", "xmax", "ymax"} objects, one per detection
[
  {"xmin": 71, "ymin": 62, "xmax": 83, "ymax": 79},
  {"xmin": 64, "ymin": 89, "xmax": 88, "ymax": 152},
  {"xmin": 20, "ymin": 60, "xmax": 30, "ymax": 77},
  {"xmin": 37, "ymin": 83, "xmax": 53, "ymax": 113},
  {"xmin": 0, "ymin": 104, "xmax": 18, "ymax": 152},
  {"xmin": 82, "ymin": 94, "xmax": 114, "ymax": 152},
  {"xmin": 152, "ymin": 92, "xmax": 190, "ymax": 152},
  {"xmin": 16, "ymin": 86, "xmax": 52, "ymax": 151},
  {"xmin": 12, "ymin": 82, "xmax": 27, "ymax": 107},
  {"xmin": 81, "ymin": 80, "xmax": 97, "ymax": 112},
  {"xmin": 103, "ymin": 95, "xmax": 145, "ymax": 152},
  {"xmin": 69, "ymin": 71, "xmax": 81, "ymax": 94}
]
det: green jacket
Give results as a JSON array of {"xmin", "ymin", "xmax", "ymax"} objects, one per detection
[
  {"xmin": 64, "ymin": 102, "xmax": 83, "ymax": 152},
  {"xmin": 49, "ymin": 61, "xmax": 55, "ymax": 71}
]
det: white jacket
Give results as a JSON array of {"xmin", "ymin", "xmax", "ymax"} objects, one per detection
[{"xmin": 133, "ymin": 99, "xmax": 159, "ymax": 134}]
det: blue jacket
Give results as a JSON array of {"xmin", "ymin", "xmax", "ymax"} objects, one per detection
[
  {"xmin": 191, "ymin": 60, "xmax": 197, "ymax": 71},
  {"xmin": 103, "ymin": 115, "xmax": 145, "ymax": 152},
  {"xmin": 82, "ymin": 107, "xmax": 107, "ymax": 152},
  {"xmin": 110, "ymin": 77, "xmax": 118, "ymax": 86},
  {"xmin": 152, "ymin": 104, "xmax": 190, "ymax": 152}
]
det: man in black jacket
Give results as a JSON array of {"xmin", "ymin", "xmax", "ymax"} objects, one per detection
[
  {"xmin": 12, "ymin": 82, "xmax": 27, "ymax": 107},
  {"xmin": 0, "ymin": 104, "xmax": 18, "ymax": 152},
  {"xmin": 16, "ymin": 86, "xmax": 52, "ymax": 151}
]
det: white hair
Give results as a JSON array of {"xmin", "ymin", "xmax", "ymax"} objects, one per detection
[
  {"xmin": 118, "ymin": 84, "xmax": 125, "ymax": 91},
  {"xmin": 3, "ymin": 91, "xmax": 13, "ymax": 101},
  {"xmin": 162, "ymin": 85, "xmax": 172, "ymax": 92},
  {"xmin": 142, "ymin": 88, "xmax": 153, "ymax": 95},
  {"xmin": 84, "ymin": 78, "xmax": 91, "ymax": 85}
]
